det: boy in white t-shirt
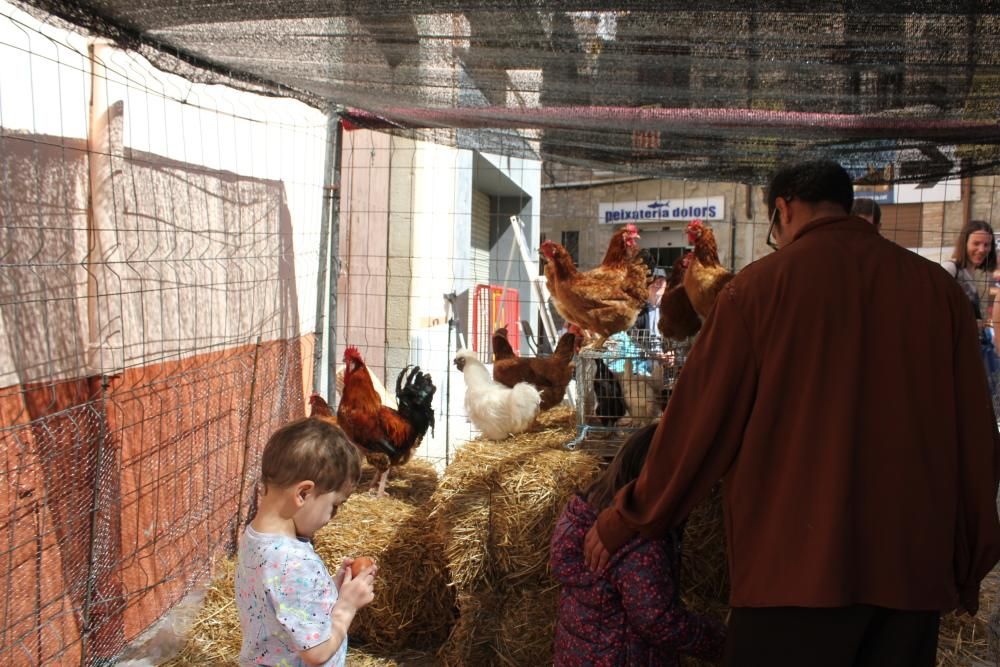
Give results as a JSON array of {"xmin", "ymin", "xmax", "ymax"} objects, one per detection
[{"xmin": 236, "ymin": 417, "xmax": 374, "ymax": 666}]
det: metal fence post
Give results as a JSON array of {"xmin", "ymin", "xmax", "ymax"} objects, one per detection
[
  {"xmin": 312, "ymin": 112, "xmax": 338, "ymax": 395},
  {"xmin": 326, "ymin": 118, "xmax": 344, "ymax": 405}
]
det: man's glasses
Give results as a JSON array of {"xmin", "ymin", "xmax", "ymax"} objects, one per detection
[
  {"xmin": 766, "ymin": 196, "xmax": 791, "ymax": 251},
  {"xmin": 766, "ymin": 206, "xmax": 780, "ymax": 251}
]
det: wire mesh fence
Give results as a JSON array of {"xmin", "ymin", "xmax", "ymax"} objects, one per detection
[
  {"xmin": 0, "ymin": 4, "xmax": 327, "ymax": 662},
  {"xmin": 4, "ymin": 0, "xmax": 1000, "ymax": 664}
]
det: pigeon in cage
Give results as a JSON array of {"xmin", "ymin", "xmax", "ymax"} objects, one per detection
[
  {"xmin": 684, "ymin": 220, "xmax": 734, "ymax": 321},
  {"xmin": 541, "ymin": 224, "xmax": 654, "ymax": 349},
  {"xmin": 326, "ymin": 347, "xmax": 436, "ymax": 498},
  {"xmin": 592, "ymin": 358, "xmax": 627, "ymax": 426},
  {"xmin": 615, "ymin": 359, "xmax": 666, "ymax": 427},
  {"xmin": 598, "ymin": 332, "xmax": 668, "ymax": 425},
  {"xmin": 491, "ymin": 326, "xmax": 578, "ymax": 411},
  {"xmin": 454, "ymin": 349, "xmax": 541, "ymax": 441}
]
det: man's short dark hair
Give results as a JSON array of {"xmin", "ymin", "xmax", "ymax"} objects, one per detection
[
  {"xmin": 851, "ymin": 198, "xmax": 882, "ymax": 227},
  {"xmin": 765, "ymin": 160, "xmax": 855, "ymax": 216}
]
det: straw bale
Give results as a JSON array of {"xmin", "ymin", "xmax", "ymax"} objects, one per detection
[
  {"xmin": 357, "ymin": 457, "xmax": 439, "ymax": 507},
  {"xmin": 495, "ymin": 583, "xmax": 561, "ymax": 666},
  {"xmin": 162, "ymin": 562, "xmax": 446, "ymax": 664},
  {"xmin": 432, "ymin": 406, "xmax": 597, "ymax": 665},
  {"xmin": 345, "ymin": 646, "xmax": 437, "ymax": 666},
  {"xmin": 163, "ymin": 461, "xmax": 450, "ymax": 664},
  {"xmin": 534, "ymin": 404, "xmax": 576, "ymax": 430},
  {"xmin": 431, "ymin": 409, "xmax": 601, "ymax": 592},
  {"xmin": 438, "ymin": 583, "xmax": 560, "ymax": 667},
  {"xmin": 437, "ymin": 591, "xmax": 501, "ymax": 667},
  {"xmin": 679, "ymin": 485, "xmax": 729, "ymax": 622},
  {"xmin": 312, "ymin": 492, "xmax": 454, "ymax": 651}
]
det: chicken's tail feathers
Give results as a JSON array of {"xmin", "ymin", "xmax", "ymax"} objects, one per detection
[
  {"xmin": 396, "ymin": 365, "xmax": 437, "ymax": 438},
  {"xmin": 508, "ymin": 382, "xmax": 542, "ymax": 419},
  {"xmin": 492, "ymin": 330, "xmax": 516, "ymax": 361}
]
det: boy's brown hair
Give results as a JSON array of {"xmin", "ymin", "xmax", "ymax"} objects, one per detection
[{"xmin": 260, "ymin": 417, "xmax": 362, "ymax": 494}]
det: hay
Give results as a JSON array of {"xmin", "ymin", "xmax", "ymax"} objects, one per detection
[
  {"xmin": 431, "ymin": 407, "xmax": 600, "ymax": 665},
  {"xmin": 438, "ymin": 585, "xmax": 561, "ymax": 667},
  {"xmin": 937, "ymin": 568, "xmax": 1000, "ymax": 666},
  {"xmin": 162, "ymin": 461, "xmax": 450, "ymax": 665},
  {"xmin": 312, "ymin": 480, "xmax": 454, "ymax": 651},
  {"xmin": 160, "ymin": 534, "xmax": 450, "ymax": 665},
  {"xmin": 437, "ymin": 592, "xmax": 501, "ymax": 667},
  {"xmin": 534, "ymin": 404, "xmax": 576, "ymax": 431},
  {"xmin": 160, "ymin": 559, "xmax": 240, "ymax": 666},
  {"xmin": 357, "ymin": 458, "xmax": 440, "ymax": 507},
  {"xmin": 431, "ymin": 410, "xmax": 600, "ymax": 592},
  {"xmin": 495, "ymin": 584, "xmax": 561, "ymax": 667},
  {"xmin": 679, "ymin": 485, "xmax": 729, "ymax": 623},
  {"xmin": 345, "ymin": 646, "xmax": 437, "ymax": 666}
]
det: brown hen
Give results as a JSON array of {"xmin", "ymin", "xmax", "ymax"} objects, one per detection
[
  {"xmin": 541, "ymin": 224, "xmax": 651, "ymax": 347},
  {"xmin": 491, "ymin": 327, "xmax": 578, "ymax": 411}
]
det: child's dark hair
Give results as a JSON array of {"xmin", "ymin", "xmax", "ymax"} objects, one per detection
[
  {"xmin": 585, "ymin": 422, "xmax": 658, "ymax": 511},
  {"xmin": 260, "ymin": 417, "xmax": 362, "ymax": 494}
]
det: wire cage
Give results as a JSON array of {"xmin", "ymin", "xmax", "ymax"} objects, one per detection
[{"xmin": 569, "ymin": 328, "xmax": 693, "ymax": 458}]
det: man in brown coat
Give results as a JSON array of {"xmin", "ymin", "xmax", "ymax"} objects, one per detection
[{"xmin": 584, "ymin": 160, "xmax": 1000, "ymax": 666}]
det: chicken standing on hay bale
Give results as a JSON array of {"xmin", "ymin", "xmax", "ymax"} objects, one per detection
[
  {"xmin": 491, "ymin": 326, "xmax": 578, "ymax": 412},
  {"xmin": 454, "ymin": 349, "xmax": 541, "ymax": 441},
  {"xmin": 316, "ymin": 346, "xmax": 436, "ymax": 498}
]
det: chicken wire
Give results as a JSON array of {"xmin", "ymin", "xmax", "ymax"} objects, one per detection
[
  {"xmin": 4, "ymin": 0, "xmax": 1000, "ymax": 664},
  {"xmin": 12, "ymin": 0, "xmax": 1000, "ymax": 185},
  {"xmin": 0, "ymin": 5, "xmax": 329, "ymax": 663},
  {"xmin": 569, "ymin": 329, "xmax": 691, "ymax": 458}
]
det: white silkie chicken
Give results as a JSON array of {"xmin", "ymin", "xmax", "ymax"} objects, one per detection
[{"xmin": 454, "ymin": 349, "xmax": 541, "ymax": 440}]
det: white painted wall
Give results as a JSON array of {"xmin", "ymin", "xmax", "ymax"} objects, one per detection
[
  {"xmin": 0, "ymin": 1, "xmax": 328, "ymax": 386},
  {"xmin": 383, "ymin": 142, "xmax": 542, "ymax": 465}
]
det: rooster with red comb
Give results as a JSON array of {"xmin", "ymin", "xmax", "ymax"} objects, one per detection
[{"xmin": 310, "ymin": 346, "xmax": 435, "ymax": 497}]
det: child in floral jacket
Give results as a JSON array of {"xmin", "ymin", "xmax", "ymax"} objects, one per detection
[{"xmin": 550, "ymin": 423, "xmax": 725, "ymax": 666}]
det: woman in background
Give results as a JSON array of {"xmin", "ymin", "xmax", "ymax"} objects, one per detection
[{"xmin": 942, "ymin": 220, "xmax": 1000, "ymax": 404}]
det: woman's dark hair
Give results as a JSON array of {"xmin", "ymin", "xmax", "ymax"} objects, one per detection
[
  {"xmin": 765, "ymin": 160, "xmax": 854, "ymax": 217},
  {"xmin": 953, "ymin": 220, "xmax": 997, "ymax": 272},
  {"xmin": 585, "ymin": 423, "xmax": 658, "ymax": 511}
]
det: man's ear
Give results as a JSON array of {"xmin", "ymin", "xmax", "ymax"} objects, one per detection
[
  {"xmin": 293, "ymin": 480, "xmax": 315, "ymax": 506},
  {"xmin": 775, "ymin": 196, "xmax": 789, "ymax": 224}
]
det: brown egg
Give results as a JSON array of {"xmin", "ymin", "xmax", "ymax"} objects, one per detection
[{"xmin": 350, "ymin": 556, "xmax": 374, "ymax": 578}]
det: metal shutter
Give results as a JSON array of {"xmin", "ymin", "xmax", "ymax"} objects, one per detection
[{"xmin": 471, "ymin": 190, "xmax": 491, "ymax": 285}]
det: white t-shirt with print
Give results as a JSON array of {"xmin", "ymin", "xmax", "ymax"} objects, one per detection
[{"xmin": 235, "ymin": 526, "xmax": 346, "ymax": 667}]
